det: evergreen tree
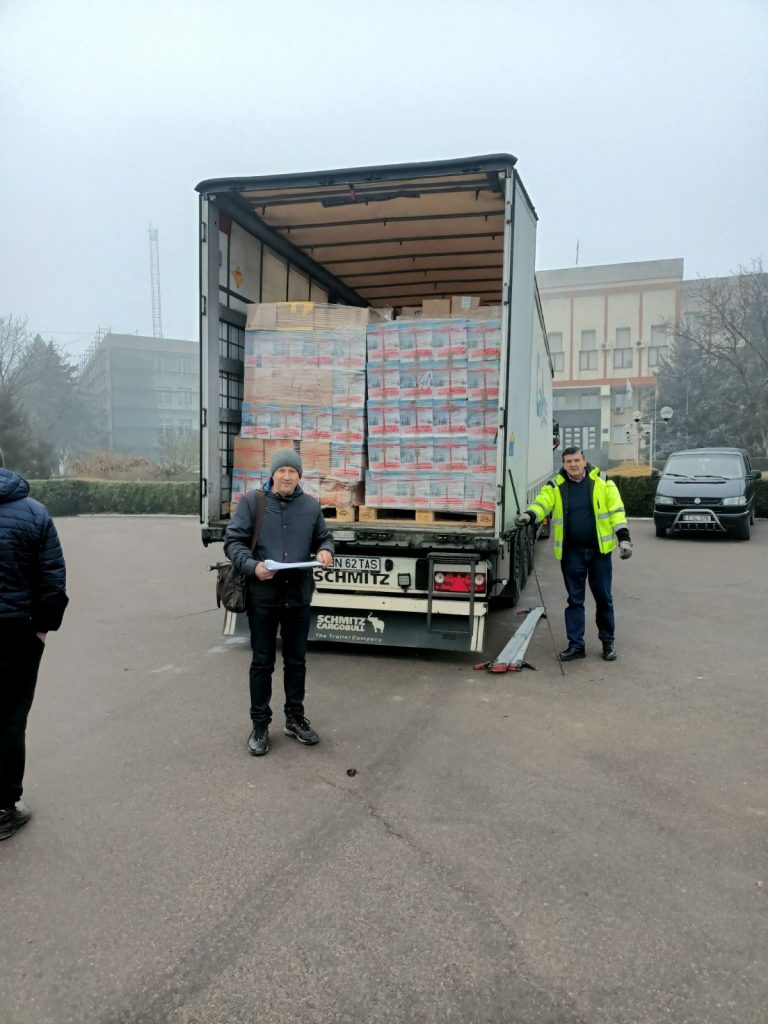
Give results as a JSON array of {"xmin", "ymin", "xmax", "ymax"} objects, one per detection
[
  {"xmin": 14, "ymin": 335, "xmax": 100, "ymax": 460},
  {"xmin": 0, "ymin": 386, "xmax": 56, "ymax": 478}
]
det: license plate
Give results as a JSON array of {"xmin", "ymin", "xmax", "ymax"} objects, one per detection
[
  {"xmin": 332, "ymin": 556, "xmax": 382, "ymax": 571},
  {"xmin": 682, "ymin": 513, "xmax": 711, "ymax": 523}
]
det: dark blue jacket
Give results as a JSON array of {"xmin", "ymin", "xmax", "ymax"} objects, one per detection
[
  {"xmin": 224, "ymin": 485, "xmax": 334, "ymax": 607},
  {"xmin": 0, "ymin": 469, "xmax": 69, "ymax": 631}
]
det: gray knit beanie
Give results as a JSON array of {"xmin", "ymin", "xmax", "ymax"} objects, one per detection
[{"xmin": 270, "ymin": 448, "xmax": 303, "ymax": 477}]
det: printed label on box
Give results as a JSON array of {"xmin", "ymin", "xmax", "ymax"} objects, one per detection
[
  {"xmin": 367, "ymin": 403, "xmax": 401, "ymax": 436},
  {"xmin": 468, "ymin": 363, "xmax": 500, "ymax": 401},
  {"xmin": 468, "ymin": 320, "xmax": 502, "ymax": 362}
]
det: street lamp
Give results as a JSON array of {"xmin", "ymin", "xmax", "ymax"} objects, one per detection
[
  {"xmin": 650, "ymin": 405, "xmax": 674, "ymax": 470},
  {"xmin": 633, "ymin": 411, "xmax": 642, "ymax": 466}
]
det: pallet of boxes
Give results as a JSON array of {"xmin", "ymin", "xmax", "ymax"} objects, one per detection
[
  {"xmin": 231, "ymin": 296, "xmax": 499, "ymax": 527},
  {"xmin": 232, "ymin": 302, "xmax": 367, "ymax": 518},
  {"xmin": 363, "ymin": 295, "xmax": 498, "ymax": 527}
]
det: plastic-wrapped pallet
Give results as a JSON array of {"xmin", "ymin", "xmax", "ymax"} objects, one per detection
[
  {"xmin": 365, "ymin": 314, "xmax": 499, "ymax": 516},
  {"xmin": 233, "ymin": 302, "xmax": 368, "ymax": 509}
]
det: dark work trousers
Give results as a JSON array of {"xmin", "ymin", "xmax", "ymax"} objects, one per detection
[
  {"xmin": 0, "ymin": 627, "xmax": 44, "ymax": 808},
  {"xmin": 560, "ymin": 547, "xmax": 615, "ymax": 649},
  {"xmin": 246, "ymin": 602, "xmax": 311, "ymax": 725}
]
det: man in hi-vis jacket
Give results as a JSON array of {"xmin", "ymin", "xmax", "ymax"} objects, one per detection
[{"xmin": 515, "ymin": 446, "xmax": 632, "ymax": 662}]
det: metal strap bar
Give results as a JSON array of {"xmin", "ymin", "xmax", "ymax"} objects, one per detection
[{"xmin": 488, "ymin": 607, "xmax": 545, "ymax": 672}]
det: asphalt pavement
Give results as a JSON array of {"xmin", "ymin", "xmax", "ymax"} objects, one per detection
[{"xmin": 1, "ymin": 515, "xmax": 766, "ymax": 1024}]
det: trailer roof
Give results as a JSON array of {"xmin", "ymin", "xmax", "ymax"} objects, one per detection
[{"xmin": 196, "ymin": 155, "xmax": 526, "ymax": 309}]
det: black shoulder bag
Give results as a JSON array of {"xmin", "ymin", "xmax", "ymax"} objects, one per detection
[{"xmin": 210, "ymin": 489, "xmax": 266, "ymax": 613}]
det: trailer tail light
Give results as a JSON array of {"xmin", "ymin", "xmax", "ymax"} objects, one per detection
[{"xmin": 433, "ymin": 571, "xmax": 487, "ymax": 594}]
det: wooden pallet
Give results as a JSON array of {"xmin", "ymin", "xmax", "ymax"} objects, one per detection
[
  {"xmin": 358, "ymin": 506, "xmax": 494, "ymax": 528},
  {"xmin": 321, "ymin": 505, "xmax": 359, "ymax": 522}
]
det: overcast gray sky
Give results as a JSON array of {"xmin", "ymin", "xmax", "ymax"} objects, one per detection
[{"xmin": 1, "ymin": 0, "xmax": 766, "ymax": 354}]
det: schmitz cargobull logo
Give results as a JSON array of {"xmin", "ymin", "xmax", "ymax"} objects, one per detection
[{"xmin": 315, "ymin": 613, "xmax": 386, "ymax": 642}]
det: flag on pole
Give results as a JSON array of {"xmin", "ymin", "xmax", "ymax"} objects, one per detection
[{"xmin": 625, "ymin": 378, "xmax": 633, "ymax": 403}]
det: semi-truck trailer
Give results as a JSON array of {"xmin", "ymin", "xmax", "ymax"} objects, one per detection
[{"xmin": 197, "ymin": 154, "xmax": 553, "ymax": 653}]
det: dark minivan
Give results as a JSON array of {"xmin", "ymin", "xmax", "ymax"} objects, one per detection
[{"xmin": 654, "ymin": 447, "xmax": 760, "ymax": 540}]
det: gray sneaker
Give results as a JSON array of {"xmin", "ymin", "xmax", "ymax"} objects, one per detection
[
  {"xmin": 284, "ymin": 716, "xmax": 319, "ymax": 745},
  {"xmin": 0, "ymin": 801, "xmax": 31, "ymax": 841}
]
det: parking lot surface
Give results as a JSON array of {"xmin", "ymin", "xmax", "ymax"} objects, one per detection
[{"xmin": 1, "ymin": 516, "xmax": 766, "ymax": 1024}]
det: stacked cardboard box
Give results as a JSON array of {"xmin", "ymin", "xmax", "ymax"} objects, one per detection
[
  {"xmin": 392, "ymin": 295, "xmax": 495, "ymax": 321},
  {"xmin": 365, "ymin": 314, "xmax": 502, "ymax": 514},
  {"xmin": 232, "ymin": 302, "xmax": 368, "ymax": 508}
]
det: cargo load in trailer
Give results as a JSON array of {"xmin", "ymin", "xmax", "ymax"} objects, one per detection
[{"xmin": 196, "ymin": 155, "xmax": 554, "ymax": 652}]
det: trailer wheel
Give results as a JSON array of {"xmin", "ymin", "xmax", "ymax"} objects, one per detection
[
  {"xmin": 491, "ymin": 541, "xmax": 522, "ymax": 608},
  {"xmin": 494, "ymin": 574, "xmax": 520, "ymax": 608}
]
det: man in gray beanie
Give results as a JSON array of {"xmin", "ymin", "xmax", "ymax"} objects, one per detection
[{"xmin": 224, "ymin": 448, "xmax": 334, "ymax": 756}]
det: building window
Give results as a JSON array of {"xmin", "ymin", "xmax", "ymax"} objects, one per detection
[
  {"xmin": 553, "ymin": 395, "xmax": 568, "ymax": 411},
  {"xmin": 683, "ymin": 312, "xmax": 703, "ymax": 334},
  {"xmin": 613, "ymin": 391, "xmax": 629, "ymax": 412},
  {"xmin": 651, "ymin": 325, "xmax": 668, "ymax": 347},
  {"xmin": 579, "ymin": 350, "xmax": 598, "ymax": 370},
  {"xmin": 615, "ymin": 327, "xmax": 631, "ymax": 347},
  {"xmin": 563, "ymin": 425, "xmax": 597, "ymax": 450},
  {"xmin": 548, "ymin": 332, "xmax": 564, "ymax": 372},
  {"xmin": 613, "ymin": 348, "xmax": 633, "ymax": 369},
  {"xmin": 648, "ymin": 325, "xmax": 669, "ymax": 367},
  {"xmin": 580, "ymin": 329, "xmax": 596, "ymax": 351},
  {"xmin": 648, "ymin": 346, "xmax": 668, "ymax": 368},
  {"xmin": 579, "ymin": 392, "xmax": 600, "ymax": 410}
]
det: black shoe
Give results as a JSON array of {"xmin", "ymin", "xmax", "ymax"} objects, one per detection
[
  {"xmin": 559, "ymin": 645, "xmax": 586, "ymax": 662},
  {"xmin": 602, "ymin": 642, "xmax": 618, "ymax": 661},
  {"xmin": 248, "ymin": 724, "xmax": 270, "ymax": 756},
  {"xmin": 0, "ymin": 801, "xmax": 31, "ymax": 841},
  {"xmin": 284, "ymin": 716, "xmax": 319, "ymax": 745}
]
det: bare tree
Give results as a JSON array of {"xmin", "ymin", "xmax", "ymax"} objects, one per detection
[
  {"xmin": 672, "ymin": 260, "xmax": 768, "ymax": 455},
  {"xmin": 156, "ymin": 426, "xmax": 199, "ymax": 477},
  {"xmin": 0, "ymin": 314, "xmax": 31, "ymax": 386}
]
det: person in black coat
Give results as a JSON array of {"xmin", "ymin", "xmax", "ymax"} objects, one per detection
[
  {"xmin": 0, "ymin": 447, "xmax": 68, "ymax": 840},
  {"xmin": 224, "ymin": 449, "xmax": 334, "ymax": 757}
]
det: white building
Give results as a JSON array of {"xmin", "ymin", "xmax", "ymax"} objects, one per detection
[{"xmin": 537, "ymin": 259, "xmax": 682, "ymax": 466}]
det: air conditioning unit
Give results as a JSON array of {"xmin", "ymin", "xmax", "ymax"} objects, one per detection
[
  {"xmin": 601, "ymin": 342, "xmax": 610, "ymax": 350},
  {"xmin": 635, "ymin": 339, "xmax": 646, "ymax": 348}
]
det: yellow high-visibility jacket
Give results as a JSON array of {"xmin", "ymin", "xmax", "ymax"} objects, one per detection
[{"xmin": 527, "ymin": 466, "xmax": 628, "ymax": 560}]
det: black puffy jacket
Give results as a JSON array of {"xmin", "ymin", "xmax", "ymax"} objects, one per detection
[{"xmin": 0, "ymin": 469, "xmax": 69, "ymax": 631}]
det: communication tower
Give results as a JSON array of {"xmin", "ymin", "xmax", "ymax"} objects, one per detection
[{"xmin": 148, "ymin": 225, "xmax": 163, "ymax": 338}]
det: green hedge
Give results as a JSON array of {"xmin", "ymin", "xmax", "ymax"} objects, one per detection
[
  {"xmin": 608, "ymin": 473, "xmax": 768, "ymax": 518},
  {"xmin": 28, "ymin": 479, "xmax": 198, "ymax": 516},
  {"xmin": 607, "ymin": 474, "xmax": 658, "ymax": 517},
  {"xmin": 28, "ymin": 475, "xmax": 768, "ymax": 520}
]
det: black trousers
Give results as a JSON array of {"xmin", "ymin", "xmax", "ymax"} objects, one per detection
[
  {"xmin": 246, "ymin": 603, "xmax": 311, "ymax": 725},
  {"xmin": 0, "ymin": 626, "xmax": 44, "ymax": 808}
]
